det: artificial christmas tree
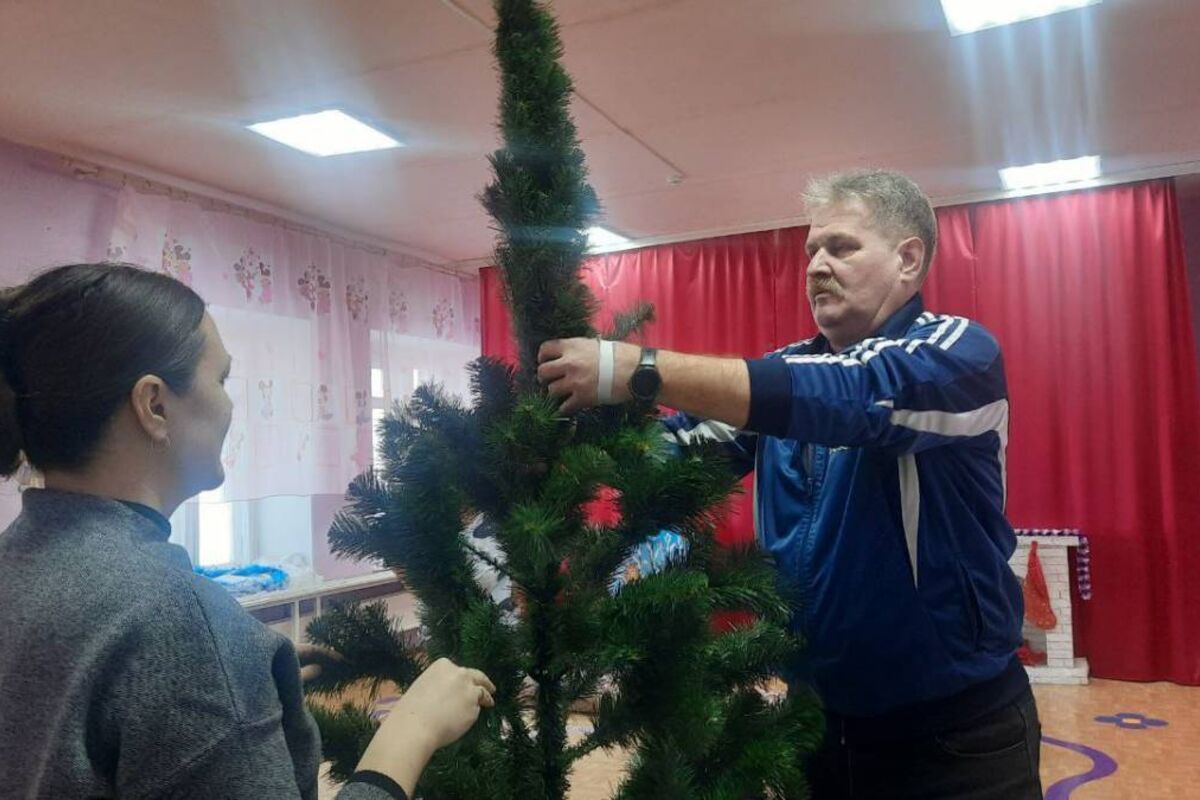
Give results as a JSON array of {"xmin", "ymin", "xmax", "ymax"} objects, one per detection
[{"xmin": 304, "ymin": 1, "xmax": 822, "ymax": 797}]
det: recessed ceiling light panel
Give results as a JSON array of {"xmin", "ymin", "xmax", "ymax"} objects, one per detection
[
  {"xmin": 999, "ymin": 155, "xmax": 1102, "ymax": 190},
  {"xmin": 940, "ymin": 0, "xmax": 1102, "ymax": 36},
  {"xmin": 247, "ymin": 110, "xmax": 402, "ymax": 157},
  {"xmin": 586, "ymin": 226, "xmax": 631, "ymax": 251}
]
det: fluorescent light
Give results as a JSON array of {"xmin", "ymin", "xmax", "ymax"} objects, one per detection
[
  {"xmin": 940, "ymin": 0, "xmax": 1101, "ymax": 36},
  {"xmin": 247, "ymin": 110, "xmax": 402, "ymax": 156},
  {"xmin": 999, "ymin": 156, "xmax": 1101, "ymax": 191},
  {"xmin": 586, "ymin": 226, "xmax": 631, "ymax": 251}
]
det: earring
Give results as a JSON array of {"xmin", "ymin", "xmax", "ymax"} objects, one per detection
[{"xmin": 153, "ymin": 435, "xmax": 172, "ymax": 451}]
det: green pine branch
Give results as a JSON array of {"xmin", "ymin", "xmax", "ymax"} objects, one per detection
[
  {"xmin": 481, "ymin": 0, "xmax": 600, "ymax": 383},
  {"xmin": 307, "ymin": 701, "xmax": 379, "ymax": 784},
  {"xmin": 605, "ymin": 302, "xmax": 656, "ymax": 342},
  {"xmin": 303, "ymin": 601, "xmax": 424, "ymax": 699}
]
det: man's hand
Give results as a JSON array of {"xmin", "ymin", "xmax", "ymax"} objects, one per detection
[
  {"xmin": 537, "ymin": 337, "xmax": 638, "ymax": 414},
  {"xmin": 538, "ymin": 337, "xmax": 752, "ymax": 428}
]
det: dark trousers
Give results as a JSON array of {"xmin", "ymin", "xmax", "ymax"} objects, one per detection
[{"xmin": 809, "ymin": 687, "xmax": 1043, "ymax": 800}]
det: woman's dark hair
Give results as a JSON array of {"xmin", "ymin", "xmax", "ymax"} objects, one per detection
[{"xmin": 0, "ymin": 263, "xmax": 207, "ymax": 477}]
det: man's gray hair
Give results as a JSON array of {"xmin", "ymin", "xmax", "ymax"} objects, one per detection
[{"xmin": 802, "ymin": 169, "xmax": 938, "ymax": 275}]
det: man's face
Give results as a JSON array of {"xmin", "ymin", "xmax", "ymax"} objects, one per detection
[{"xmin": 805, "ymin": 199, "xmax": 913, "ymax": 349}]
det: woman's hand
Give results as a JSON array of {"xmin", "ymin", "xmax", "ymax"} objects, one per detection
[
  {"xmin": 390, "ymin": 657, "xmax": 496, "ymax": 749},
  {"xmin": 353, "ymin": 658, "xmax": 496, "ymax": 796},
  {"xmin": 296, "ymin": 642, "xmax": 342, "ymax": 685}
]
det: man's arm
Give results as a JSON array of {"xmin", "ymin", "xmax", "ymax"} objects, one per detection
[
  {"xmin": 741, "ymin": 320, "xmax": 1007, "ymax": 452},
  {"xmin": 537, "ymin": 318, "xmax": 1007, "ymax": 453},
  {"xmin": 537, "ymin": 339, "xmax": 751, "ymax": 427}
]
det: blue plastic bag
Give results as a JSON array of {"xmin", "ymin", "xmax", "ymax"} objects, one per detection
[{"xmin": 194, "ymin": 563, "xmax": 289, "ymax": 596}]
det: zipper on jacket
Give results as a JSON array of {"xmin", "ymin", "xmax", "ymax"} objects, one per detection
[{"xmin": 797, "ymin": 444, "xmax": 830, "ymax": 629}]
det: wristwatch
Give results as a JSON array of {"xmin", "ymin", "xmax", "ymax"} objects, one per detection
[{"xmin": 628, "ymin": 347, "xmax": 661, "ymax": 403}]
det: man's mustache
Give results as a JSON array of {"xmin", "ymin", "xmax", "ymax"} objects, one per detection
[{"xmin": 807, "ymin": 279, "xmax": 842, "ymax": 299}]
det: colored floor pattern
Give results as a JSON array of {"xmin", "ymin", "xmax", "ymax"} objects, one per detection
[
  {"xmin": 1032, "ymin": 679, "xmax": 1198, "ymax": 799},
  {"xmin": 319, "ymin": 679, "xmax": 1200, "ymax": 799}
]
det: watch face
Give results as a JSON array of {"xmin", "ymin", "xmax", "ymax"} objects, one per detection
[{"xmin": 631, "ymin": 366, "xmax": 661, "ymax": 399}]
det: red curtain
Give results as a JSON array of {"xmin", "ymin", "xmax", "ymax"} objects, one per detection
[
  {"xmin": 480, "ymin": 180, "xmax": 1200, "ymax": 684},
  {"xmin": 970, "ymin": 182, "xmax": 1200, "ymax": 683}
]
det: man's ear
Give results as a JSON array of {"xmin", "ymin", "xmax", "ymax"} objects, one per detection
[
  {"xmin": 130, "ymin": 375, "xmax": 170, "ymax": 444},
  {"xmin": 897, "ymin": 236, "xmax": 926, "ymax": 285}
]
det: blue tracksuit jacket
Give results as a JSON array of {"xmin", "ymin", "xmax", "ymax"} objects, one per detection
[{"xmin": 664, "ymin": 294, "xmax": 1024, "ymax": 716}]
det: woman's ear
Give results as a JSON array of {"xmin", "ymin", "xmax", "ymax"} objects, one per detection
[{"xmin": 130, "ymin": 375, "xmax": 170, "ymax": 444}]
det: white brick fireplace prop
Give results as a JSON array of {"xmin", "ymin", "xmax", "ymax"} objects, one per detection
[{"xmin": 1009, "ymin": 531, "xmax": 1090, "ymax": 684}]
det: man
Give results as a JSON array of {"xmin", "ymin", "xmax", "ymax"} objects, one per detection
[{"xmin": 536, "ymin": 170, "xmax": 1042, "ymax": 799}]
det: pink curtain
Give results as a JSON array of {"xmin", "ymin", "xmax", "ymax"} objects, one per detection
[
  {"xmin": 104, "ymin": 188, "xmax": 480, "ymax": 501},
  {"xmin": 0, "ymin": 138, "xmax": 481, "ymax": 532},
  {"xmin": 0, "ymin": 142, "xmax": 117, "ymax": 525}
]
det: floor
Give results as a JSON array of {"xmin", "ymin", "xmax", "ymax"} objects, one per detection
[
  {"xmin": 320, "ymin": 679, "xmax": 1200, "ymax": 799},
  {"xmin": 1031, "ymin": 680, "xmax": 1198, "ymax": 799}
]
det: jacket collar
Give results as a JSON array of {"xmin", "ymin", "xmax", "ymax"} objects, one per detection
[
  {"xmin": 810, "ymin": 294, "xmax": 926, "ymax": 354},
  {"xmin": 21, "ymin": 488, "xmax": 173, "ymax": 544},
  {"xmin": 876, "ymin": 293, "xmax": 926, "ymax": 340}
]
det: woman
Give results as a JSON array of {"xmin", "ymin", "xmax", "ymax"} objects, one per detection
[{"xmin": 0, "ymin": 263, "xmax": 494, "ymax": 799}]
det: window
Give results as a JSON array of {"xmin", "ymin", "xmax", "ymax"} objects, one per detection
[
  {"xmin": 370, "ymin": 365, "xmax": 389, "ymax": 466},
  {"xmin": 179, "ymin": 492, "xmax": 312, "ymax": 570},
  {"xmin": 184, "ymin": 487, "xmax": 252, "ymax": 567},
  {"xmin": 370, "ymin": 330, "xmax": 476, "ymax": 462},
  {"xmin": 198, "ymin": 497, "xmax": 235, "ymax": 565},
  {"xmin": 169, "ymin": 312, "xmax": 478, "ymax": 580}
]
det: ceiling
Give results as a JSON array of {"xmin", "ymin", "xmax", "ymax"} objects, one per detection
[{"xmin": 2, "ymin": 0, "xmax": 1199, "ymax": 266}]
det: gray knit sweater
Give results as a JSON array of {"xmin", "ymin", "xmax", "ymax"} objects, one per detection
[{"xmin": 0, "ymin": 489, "xmax": 391, "ymax": 800}]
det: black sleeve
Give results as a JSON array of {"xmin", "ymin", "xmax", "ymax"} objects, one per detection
[{"xmin": 344, "ymin": 770, "xmax": 409, "ymax": 800}]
